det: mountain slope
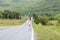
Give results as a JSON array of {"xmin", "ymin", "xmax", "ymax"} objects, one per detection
[{"xmin": 0, "ymin": 0, "xmax": 60, "ymax": 15}]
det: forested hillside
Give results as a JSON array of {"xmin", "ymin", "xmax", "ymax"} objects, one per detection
[
  {"xmin": 0, "ymin": 0, "xmax": 60, "ymax": 16},
  {"xmin": 21, "ymin": 0, "xmax": 60, "ymax": 16}
]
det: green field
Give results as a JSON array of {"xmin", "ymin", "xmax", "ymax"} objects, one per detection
[
  {"xmin": 33, "ymin": 22, "xmax": 60, "ymax": 40},
  {"xmin": 0, "ymin": 18, "xmax": 27, "ymax": 26}
]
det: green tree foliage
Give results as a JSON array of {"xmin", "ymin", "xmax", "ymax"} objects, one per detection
[
  {"xmin": 0, "ymin": 0, "xmax": 59, "ymax": 20},
  {"xmin": 32, "ymin": 13, "xmax": 39, "ymax": 24},
  {"xmin": 0, "ymin": 10, "xmax": 21, "ymax": 19},
  {"xmin": 33, "ymin": 13, "xmax": 38, "ymax": 19},
  {"xmin": 33, "ymin": 14, "xmax": 48, "ymax": 25},
  {"xmin": 54, "ymin": 14, "xmax": 60, "ymax": 23},
  {"xmin": 39, "ymin": 16, "xmax": 48, "ymax": 25},
  {"xmin": 34, "ymin": 17, "xmax": 40, "ymax": 24},
  {"xmin": 0, "ymin": 11, "xmax": 3, "ymax": 18}
]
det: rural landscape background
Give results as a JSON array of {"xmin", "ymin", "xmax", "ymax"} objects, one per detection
[{"xmin": 0, "ymin": 0, "xmax": 60, "ymax": 40}]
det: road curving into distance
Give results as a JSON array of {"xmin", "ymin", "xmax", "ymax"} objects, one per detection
[{"xmin": 0, "ymin": 20, "xmax": 35, "ymax": 40}]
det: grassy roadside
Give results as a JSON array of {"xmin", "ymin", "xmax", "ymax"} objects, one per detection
[
  {"xmin": 0, "ymin": 18, "xmax": 27, "ymax": 27},
  {"xmin": 33, "ymin": 22, "xmax": 60, "ymax": 40}
]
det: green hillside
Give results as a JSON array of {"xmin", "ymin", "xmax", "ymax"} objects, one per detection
[
  {"xmin": 0, "ymin": 0, "xmax": 60, "ymax": 15},
  {"xmin": 21, "ymin": 0, "xmax": 60, "ymax": 15}
]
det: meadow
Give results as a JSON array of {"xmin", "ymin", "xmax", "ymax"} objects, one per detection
[
  {"xmin": 33, "ymin": 21, "xmax": 60, "ymax": 40},
  {"xmin": 0, "ymin": 17, "xmax": 27, "ymax": 26}
]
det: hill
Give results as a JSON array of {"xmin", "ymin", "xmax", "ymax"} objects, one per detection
[{"xmin": 0, "ymin": 0, "xmax": 60, "ymax": 15}]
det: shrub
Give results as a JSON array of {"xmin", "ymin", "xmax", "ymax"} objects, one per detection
[
  {"xmin": 47, "ymin": 21, "xmax": 54, "ymax": 26},
  {"xmin": 54, "ymin": 14, "xmax": 60, "ymax": 23},
  {"xmin": 34, "ymin": 15, "xmax": 48, "ymax": 25},
  {"xmin": 39, "ymin": 16, "xmax": 48, "ymax": 25},
  {"xmin": 34, "ymin": 16, "xmax": 40, "ymax": 24}
]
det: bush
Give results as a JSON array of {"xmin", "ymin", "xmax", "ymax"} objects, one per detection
[
  {"xmin": 54, "ymin": 14, "xmax": 60, "ymax": 23},
  {"xmin": 47, "ymin": 21, "xmax": 54, "ymax": 26},
  {"xmin": 33, "ymin": 13, "xmax": 39, "ymax": 24},
  {"xmin": 1, "ymin": 10, "xmax": 21, "ymax": 19},
  {"xmin": 34, "ymin": 15, "xmax": 48, "ymax": 25},
  {"xmin": 34, "ymin": 16, "xmax": 40, "ymax": 24},
  {"xmin": 39, "ymin": 16, "xmax": 48, "ymax": 25}
]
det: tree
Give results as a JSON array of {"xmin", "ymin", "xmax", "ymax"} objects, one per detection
[
  {"xmin": 2, "ymin": 10, "xmax": 11, "ymax": 19},
  {"xmin": 34, "ymin": 15, "xmax": 48, "ymax": 25},
  {"xmin": 32, "ymin": 13, "xmax": 38, "ymax": 19},
  {"xmin": 0, "ymin": 11, "xmax": 3, "ymax": 18},
  {"xmin": 39, "ymin": 16, "xmax": 48, "ymax": 25},
  {"xmin": 32, "ymin": 13, "xmax": 39, "ymax": 24},
  {"xmin": 34, "ymin": 17, "xmax": 40, "ymax": 24},
  {"xmin": 54, "ymin": 14, "xmax": 60, "ymax": 23},
  {"xmin": 14, "ymin": 12, "xmax": 20, "ymax": 19},
  {"xmin": 2, "ymin": 10, "xmax": 21, "ymax": 19}
]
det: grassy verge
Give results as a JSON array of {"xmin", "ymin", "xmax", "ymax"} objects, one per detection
[
  {"xmin": 50, "ymin": 26, "xmax": 60, "ymax": 32},
  {"xmin": 0, "ymin": 18, "xmax": 27, "ymax": 27},
  {"xmin": 33, "ymin": 22, "xmax": 60, "ymax": 40}
]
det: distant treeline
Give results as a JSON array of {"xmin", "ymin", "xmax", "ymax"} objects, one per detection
[
  {"xmin": 0, "ymin": 10, "xmax": 21, "ymax": 19},
  {"xmin": 32, "ymin": 13, "xmax": 60, "ymax": 25}
]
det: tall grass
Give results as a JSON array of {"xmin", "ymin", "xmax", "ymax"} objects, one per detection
[
  {"xmin": 33, "ymin": 22, "xmax": 60, "ymax": 40},
  {"xmin": 0, "ymin": 18, "xmax": 27, "ymax": 26}
]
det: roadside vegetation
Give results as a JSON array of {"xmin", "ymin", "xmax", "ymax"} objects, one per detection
[
  {"xmin": 0, "ymin": 10, "xmax": 21, "ymax": 19},
  {"xmin": 0, "ymin": 18, "xmax": 27, "ymax": 26},
  {"xmin": 0, "ymin": 10, "xmax": 27, "ymax": 26},
  {"xmin": 33, "ymin": 22, "xmax": 60, "ymax": 40},
  {"xmin": 32, "ymin": 13, "xmax": 60, "ymax": 40}
]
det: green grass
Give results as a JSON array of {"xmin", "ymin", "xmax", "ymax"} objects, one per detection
[
  {"xmin": 0, "ymin": 18, "xmax": 27, "ymax": 27},
  {"xmin": 33, "ymin": 22, "xmax": 60, "ymax": 40},
  {"xmin": 51, "ymin": 26, "xmax": 60, "ymax": 32},
  {"xmin": 53, "ymin": 28, "xmax": 60, "ymax": 32}
]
